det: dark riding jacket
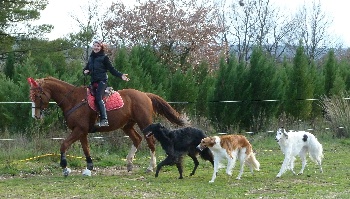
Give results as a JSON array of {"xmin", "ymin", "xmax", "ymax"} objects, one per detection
[{"xmin": 84, "ymin": 50, "xmax": 123, "ymax": 83}]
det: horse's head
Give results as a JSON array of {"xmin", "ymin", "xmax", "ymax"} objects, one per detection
[{"xmin": 27, "ymin": 77, "xmax": 51, "ymax": 119}]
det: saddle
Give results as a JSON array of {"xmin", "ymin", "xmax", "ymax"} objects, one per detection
[{"xmin": 87, "ymin": 87, "xmax": 124, "ymax": 111}]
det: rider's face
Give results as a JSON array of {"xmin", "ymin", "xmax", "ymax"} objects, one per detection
[{"xmin": 93, "ymin": 43, "xmax": 102, "ymax": 53}]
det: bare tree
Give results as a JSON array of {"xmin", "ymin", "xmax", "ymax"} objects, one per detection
[
  {"xmin": 219, "ymin": 0, "xmax": 301, "ymax": 62},
  {"xmin": 293, "ymin": 0, "xmax": 333, "ymax": 61},
  {"xmin": 69, "ymin": 0, "xmax": 110, "ymax": 61}
]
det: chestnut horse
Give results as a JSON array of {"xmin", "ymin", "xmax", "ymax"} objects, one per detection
[{"xmin": 27, "ymin": 76, "xmax": 185, "ymax": 174}]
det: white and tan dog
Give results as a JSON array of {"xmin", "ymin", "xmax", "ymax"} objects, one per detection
[
  {"xmin": 197, "ymin": 135, "xmax": 260, "ymax": 183},
  {"xmin": 275, "ymin": 127, "xmax": 323, "ymax": 178}
]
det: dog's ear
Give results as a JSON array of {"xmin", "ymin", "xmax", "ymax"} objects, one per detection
[{"xmin": 282, "ymin": 128, "xmax": 288, "ymax": 139}]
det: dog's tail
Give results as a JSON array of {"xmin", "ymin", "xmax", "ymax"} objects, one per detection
[
  {"xmin": 308, "ymin": 134, "xmax": 324, "ymax": 162},
  {"xmin": 245, "ymin": 152, "xmax": 260, "ymax": 171}
]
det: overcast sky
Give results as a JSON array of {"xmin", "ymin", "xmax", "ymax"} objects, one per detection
[{"xmin": 33, "ymin": 0, "xmax": 350, "ymax": 47}]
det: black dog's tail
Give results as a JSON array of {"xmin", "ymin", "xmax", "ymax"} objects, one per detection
[{"xmin": 199, "ymin": 148, "xmax": 214, "ymax": 166}]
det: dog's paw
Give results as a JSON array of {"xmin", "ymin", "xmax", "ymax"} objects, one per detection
[
  {"xmin": 235, "ymin": 177, "xmax": 241, "ymax": 180},
  {"xmin": 297, "ymin": 172, "xmax": 303, "ymax": 175},
  {"xmin": 209, "ymin": 180, "xmax": 214, "ymax": 183},
  {"xmin": 276, "ymin": 175, "xmax": 281, "ymax": 178},
  {"xmin": 226, "ymin": 172, "xmax": 232, "ymax": 176}
]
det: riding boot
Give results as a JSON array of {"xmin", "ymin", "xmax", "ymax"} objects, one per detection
[{"xmin": 95, "ymin": 101, "xmax": 109, "ymax": 127}]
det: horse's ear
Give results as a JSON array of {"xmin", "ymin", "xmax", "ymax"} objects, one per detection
[{"xmin": 27, "ymin": 77, "xmax": 38, "ymax": 87}]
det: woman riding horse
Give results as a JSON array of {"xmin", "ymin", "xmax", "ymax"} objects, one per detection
[
  {"xmin": 28, "ymin": 77, "xmax": 186, "ymax": 175},
  {"xmin": 83, "ymin": 40, "xmax": 130, "ymax": 127}
]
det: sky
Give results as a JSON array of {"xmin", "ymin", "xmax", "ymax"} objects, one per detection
[{"xmin": 33, "ymin": 0, "xmax": 350, "ymax": 47}]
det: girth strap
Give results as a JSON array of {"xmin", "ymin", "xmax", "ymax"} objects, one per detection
[{"xmin": 64, "ymin": 99, "xmax": 87, "ymax": 119}]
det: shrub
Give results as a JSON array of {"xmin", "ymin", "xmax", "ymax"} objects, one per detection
[{"xmin": 319, "ymin": 93, "xmax": 350, "ymax": 137}]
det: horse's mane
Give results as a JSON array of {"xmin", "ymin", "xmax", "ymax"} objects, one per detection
[{"xmin": 40, "ymin": 76, "xmax": 76, "ymax": 87}]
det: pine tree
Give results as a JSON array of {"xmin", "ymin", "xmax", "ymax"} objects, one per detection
[
  {"xmin": 286, "ymin": 42, "xmax": 314, "ymax": 120},
  {"xmin": 245, "ymin": 47, "xmax": 283, "ymax": 131},
  {"xmin": 208, "ymin": 56, "xmax": 246, "ymax": 130},
  {"xmin": 4, "ymin": 51, "xmax": 15, "ymax": 79},
  {"xmin": 324, "ymin": 50, "xmax": 336, "ymax": 96}
]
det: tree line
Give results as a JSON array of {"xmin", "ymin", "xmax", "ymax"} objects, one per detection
[
  {"xmin": 2, "ymin": 43, "xmax": 350, "ymax": 133},
  {"xmin": 1, "ymin": 0, "xmax": 350, "ymax": 134}
]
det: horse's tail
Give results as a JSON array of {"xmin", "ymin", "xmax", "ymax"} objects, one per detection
[{"xmin": 146, "ymin": 93, "xmax": 186, "ymax": 126}]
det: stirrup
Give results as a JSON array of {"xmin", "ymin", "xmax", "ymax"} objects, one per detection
[{"xmin": 99, "ymin": 119, "xmax": 109, "ymax": 127}]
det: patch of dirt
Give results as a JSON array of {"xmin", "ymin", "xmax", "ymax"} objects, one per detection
[{"xmin": 0, "ymin": 165, "xmax": 148, "ymax": 180}]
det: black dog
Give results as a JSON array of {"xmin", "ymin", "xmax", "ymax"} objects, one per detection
[{"xmin": 142, "ymin": 123, "xmax": 214, "ymax": 179}]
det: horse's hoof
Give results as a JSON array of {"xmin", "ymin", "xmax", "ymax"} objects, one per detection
[
  {"xmin": 127, "ymin": 164, "xmax": 133, "ymax": 172},
  {"xmin": 63, "ymin": 168, "xmax": 71, "ymax": 177},
  {"xmin": 82, "ymin": 168, "xmax": 92, "ymax": 176}
]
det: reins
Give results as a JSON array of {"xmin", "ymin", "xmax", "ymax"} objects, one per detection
[{"xmin": 54, "ymin": 76, "xmax": 89, "ymax": 119}]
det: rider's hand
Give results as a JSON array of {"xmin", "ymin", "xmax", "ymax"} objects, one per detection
[
  {"xmin": 122, "ymin": 74, "xmax": 130, "ymax": 81},
  {"xmin": 83, "ymin": 70, "xmax": 90, "ymax": 75}
]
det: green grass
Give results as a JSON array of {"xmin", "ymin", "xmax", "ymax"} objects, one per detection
[{"xmin": 0, "ymin": 134, "xmax": 350, "ymax": 198}]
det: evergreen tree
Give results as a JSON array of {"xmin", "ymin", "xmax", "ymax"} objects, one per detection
[
  {"xmin": 245, "ymin": 47, "xmax": 283, "ymax": 131},
  {"xmin": 4, "ymin": 51, "xmax": 15, "ymax": 79},
  {"xmin": 285, "ymin": 43, "xmax": 314, "ymax": 120},
  {"xmin": 338, "ymin": 60, "xmax": 350, "ymax": 91},
  {"xmin": 195, "ymin": 62, "xmax": 214, "ymax": 118},
  {"xmin": 324, "ymin": 50, "xmax": 336, "ymax": 96},
  {"xmin": 208, "ymin": 56, "xmax": 247, "ymax": 131},
  {"xmin": 309, "ymin": 60, "xmax": 324, "ymax": 118},
  {"xmin": 276, "ymin": 57, "xmax": 289, "ymax": 116},
  {"xmin": 330, "ymin": 68, "xmax": 346, "ymax": 96},
  {"xmin": 169, "ymin": 68, "xmax": 198, "ymax": 114}
]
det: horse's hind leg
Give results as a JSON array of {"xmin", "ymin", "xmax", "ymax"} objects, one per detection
[
  {"xmin": 122, "ymin": 124, "xmax": 143, "ymax": 172},
  {"xmin": 144, "ymin": 135, "xmax": 157, "ymax": 172}
]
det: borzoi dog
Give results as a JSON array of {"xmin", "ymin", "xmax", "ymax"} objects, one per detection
[
  {"xmin": 197, "ymin": 135, "xmax": 260, "ymax": 183},
  {"xmin": 142, "ymin": 123, "xmax": 214, "ymax": 179},
  {"xmin": 275, "ymin": 127, "xmax": 324, "ymax": 178}
]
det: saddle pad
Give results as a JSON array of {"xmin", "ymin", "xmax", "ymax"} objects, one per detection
[{"xmin": 87, "ymin": 89, "xmax": 124, "ymax": 111}]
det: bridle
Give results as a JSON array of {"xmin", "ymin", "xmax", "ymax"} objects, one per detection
[
  {"xmin": 28, "ymin": 76, "xmax": 87, "ymax": 120},
  {"xmin": 30, "ymin": 85, "xmax": 51, "ymax": 119}
]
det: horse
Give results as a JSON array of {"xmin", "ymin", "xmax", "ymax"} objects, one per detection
[{"xmin": 27, "ymin": 76, "xmax": 186, "ymax": 175}]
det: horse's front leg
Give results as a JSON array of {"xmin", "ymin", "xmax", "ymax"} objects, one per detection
[
  {"xmin": 60, "ymin": 128, "xmax": 85, "ymax": 172},
  {"xmin": 80, "ymin": 134, "xmax": 93, "ymax": 170}
]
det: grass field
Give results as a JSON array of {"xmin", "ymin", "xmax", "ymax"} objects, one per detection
[{"xmin": 0, "ymin": 132, "xmax": 349, "ymax": 198}]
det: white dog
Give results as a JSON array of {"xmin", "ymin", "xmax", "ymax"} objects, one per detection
[
  {"xmin": 197, "ymin": 135, "xmax": 260, "ymax": 183},
  {"xmin": 275, "ymin": 127, "xmax": 323, "ymax": 178}
]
